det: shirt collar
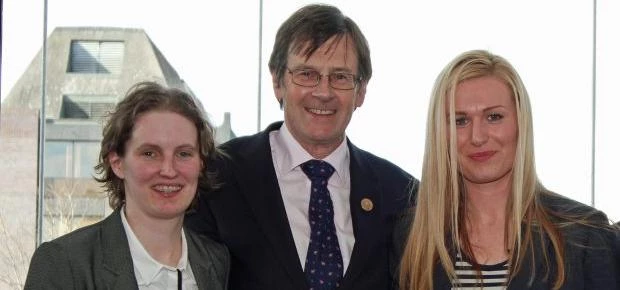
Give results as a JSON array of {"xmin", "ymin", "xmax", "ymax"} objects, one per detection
[
  {"xmin": 275, "ymin": 122, "xmax": 349, "ymax": 181},
  {"xmin": 120, "ymin": 206, "xmax": 189, "ymax": 284}
]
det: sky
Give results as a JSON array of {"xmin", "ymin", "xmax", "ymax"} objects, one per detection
[{"xmin": 2, "ymin": 0, "xmax": 620, "ymax": 221}]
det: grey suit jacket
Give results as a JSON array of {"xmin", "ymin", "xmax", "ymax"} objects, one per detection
[{"xmin": 24, "ymin": 209, "xmax": 229, "ymax": 290}]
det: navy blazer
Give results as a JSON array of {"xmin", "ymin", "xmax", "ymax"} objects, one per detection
[
  {"xmin": 393, "ymin": 193, "xmax": 620, "ymax": 290},
  {"xmin": 25, "ymin": 209, "xmax": 230, "ymax": 290},
  {"xmin": 186, "ymin": 122, "xmax": 418, "ymax": 290}
]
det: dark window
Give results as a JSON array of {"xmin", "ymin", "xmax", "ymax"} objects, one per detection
[
  {"xmin": 68, "ymin": 41, "xmax": 124, "ymax": 74},
  {"xmin": 61, "ymin": 95, "xmax": 116, "ymax": 120}
]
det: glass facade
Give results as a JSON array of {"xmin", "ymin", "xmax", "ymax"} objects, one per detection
[
  {"xmin": 0, "ymin": 1, "xmax": 619, "ymax": 288},
  {"xmin": 45, "ymin": 141, "xmax": 100, "ymax": 178}
]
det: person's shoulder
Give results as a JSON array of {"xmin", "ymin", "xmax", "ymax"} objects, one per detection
[
  {"xmin": 540, "ymin": 191, "xmax": 608, "ymax": 224},
  {"xmin": 348, "ymin": 142, "xmax": 420, "ymax": 208},
  {"xmin": 219, "ymin": 133, "xmax": 259, "ymax": 151},
  {"xmin": 349, "ymin": 142, "xmax": 417, "ymax": 184},
  {"xmin": 29, "ymin": 211, "xmax": 116, "ymax": 269},
  {"xmin": 45, "ymin": 211, "xmax": 114, "ymax": 249},
  {"xmin": 350, "ymin": 143, "xmax": 403, "ymax": 173},
  {"xmin": 219, "ymin": 121, "xmax": 282, "ymax": 154},
  {"xmin": 540, "ymin": 191, "xmax": 616, "ymax": 250}
]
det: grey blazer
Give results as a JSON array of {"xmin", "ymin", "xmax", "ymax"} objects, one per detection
[{"xmin": 24, "ymin": 209, "xmax": 229, "ymax": 290}]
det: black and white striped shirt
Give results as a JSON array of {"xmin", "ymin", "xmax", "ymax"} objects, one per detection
[{"xmin": 451, "ymin": 253, "xmax": 509, "ymax": 290}]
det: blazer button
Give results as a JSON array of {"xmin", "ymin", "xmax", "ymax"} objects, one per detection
[{"xmin": 361, "ymin": 198, "xmax": 373, "ymax": 212}]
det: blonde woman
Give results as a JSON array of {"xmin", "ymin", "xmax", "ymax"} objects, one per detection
[{"xmin": 397, "ymin": 50, "xmax": 618, "ymax": 289}]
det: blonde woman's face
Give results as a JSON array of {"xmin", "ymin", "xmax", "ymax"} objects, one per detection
[{"xmin": 452, "ymin": 75, "xmax": 518, "ymax": 186}]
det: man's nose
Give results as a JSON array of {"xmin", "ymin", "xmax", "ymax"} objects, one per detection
[{"xmin": 312, "ymin": 75, "xmax": 333, "ymax": 100}]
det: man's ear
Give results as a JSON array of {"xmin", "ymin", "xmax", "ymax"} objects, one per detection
[
  {"xmin": 109, "ymin": 152, "xmax": 125, "ymax": 179},
  {"xmin": 272, "ymin": 72, "xmax": 285, "ymax": 108},
  {"xmin": 354, "ymin": 82, "xmax": 367, "ymax": 108}
]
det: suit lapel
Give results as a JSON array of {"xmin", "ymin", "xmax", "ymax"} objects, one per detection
[
  {"xmin": 191, "ymin": 262, "xmax": 215, "ymax": 290},
  {"xmin": 508, "ymin": 230, "xmax": 550, "ymax": 289},
  {"xmin": 99, "ymin": 209, "xmax": 139, "ymax": 289},
  {"xmin": 186, "ymin": 230, "xmax": 225, "ymax": 290},
  {"xmin": 235, "ymin": 122, "xmax": 308, "ymax": 289},
  {"xmin": 340, "ymin": 142, "xmax": 383, "ymax": 287}
]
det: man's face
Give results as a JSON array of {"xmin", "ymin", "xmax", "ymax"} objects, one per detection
[{"xmin": 273, "ymin": 35, "xmax": 366, "ymax": 158}]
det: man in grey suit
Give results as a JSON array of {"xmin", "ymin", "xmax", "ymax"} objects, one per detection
[
  {"xmin": 186, "ymin": 4, "xmax": 418, "ymax": 290},
  {"xmin": 25, "ymin": 82, "xmax": 229, "ymax": 289}
]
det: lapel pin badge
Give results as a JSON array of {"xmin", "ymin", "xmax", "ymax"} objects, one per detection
[{"xmin": 361, "ymin": 198, "xmax": 373, "ymax": 212}]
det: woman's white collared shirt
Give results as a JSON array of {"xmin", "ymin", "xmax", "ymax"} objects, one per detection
[{"xmin": 121, "ymin": 207, "xmax": 198, "ymax": 290}]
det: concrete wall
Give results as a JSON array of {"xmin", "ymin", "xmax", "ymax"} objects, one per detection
[{"xmin": 0, "ymin": 108, "xmax": 39, "ymax": 289}]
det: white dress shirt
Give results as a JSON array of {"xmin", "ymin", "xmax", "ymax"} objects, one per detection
[
  {"xmin": 121, "ymin": 207, "xmax": 198, "ymax": 290},
  {"xmin": 269, "ymin": 123, "xmax": 355, "ymax": 272}
]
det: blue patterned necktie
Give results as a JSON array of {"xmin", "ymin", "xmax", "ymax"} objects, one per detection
[{"xmin": 301, "ymin": 160, "xmax": 343, "ymax": 290}]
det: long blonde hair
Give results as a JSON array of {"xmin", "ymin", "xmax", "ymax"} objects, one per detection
[{"xmin": 399, "ymin": 50, "xmax": 567, "ymax": 289}]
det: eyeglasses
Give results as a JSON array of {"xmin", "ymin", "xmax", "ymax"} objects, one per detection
[{"xmin": 287, "ymin": 68, "xmax": 360, "ymax": 90}]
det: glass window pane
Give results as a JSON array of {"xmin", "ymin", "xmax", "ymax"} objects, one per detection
[
  {"xmin": 45, "ymin": 141, "xmax": 72, "ymax": 178},
  {"xmin": 98, "ymin": 41, "xmax": 124, "ymax": 74},
  {"xmin": 594, "ymin": 0, "xmax": 620, "ymax": 222},
  {"xmin": 69, "ymin": 41, "xmax": 100, "ymax": 73},
  {"xmin": 75, "ymin": 141, "xmax": 101, "ymax": 178}
]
